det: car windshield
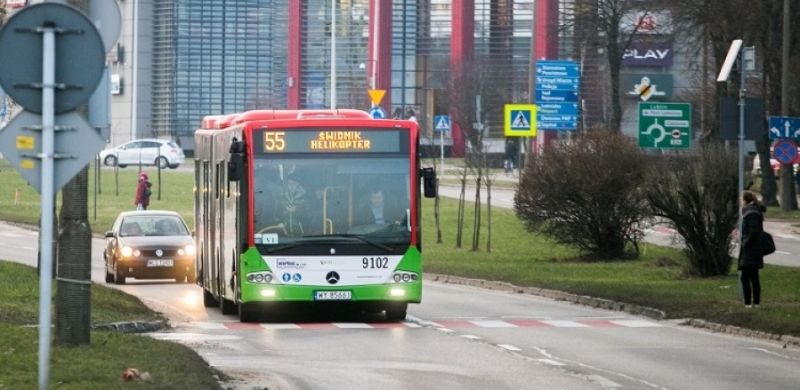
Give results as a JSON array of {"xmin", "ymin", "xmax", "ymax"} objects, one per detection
[
  {"xmin": 252, "ymin": 156, "xmax": 411, "ymax": 250},
  {"xmin": 120, "ymin": 215, "xmax": 189, "ymax": 237}
]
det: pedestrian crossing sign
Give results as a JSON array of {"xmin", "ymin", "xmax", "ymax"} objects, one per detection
[
  {"xmin": 433, "ymin": 115, "xmax": 451, "ymax": 132},
  {"xmin": 504, "ymin": 104, "xmax": 537, "ymax": 136}
]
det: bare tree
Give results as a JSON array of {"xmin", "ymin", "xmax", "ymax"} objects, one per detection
[
  {"xmin": 646, "ymin": 143, "xmax": 739, "ymax": 277},
  {"xmin": 567, "ymin": 0, "xmax": 654, "ymax": 131},
  {"xmin": 515, "ymin": 130, "xmax": 649, "ymax": 259}
]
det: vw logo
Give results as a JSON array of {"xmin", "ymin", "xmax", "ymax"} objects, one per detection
[
  {"xmin": 325, "ymin": 271, "xmax": 340, "ymax": 285},
  {"xmin": 155, "ymin": 249, "xmax": 163, "ymax": 257}
]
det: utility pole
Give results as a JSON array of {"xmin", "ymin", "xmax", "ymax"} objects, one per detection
[{"xmin": 779, "ymin": 0, "xmax": 797, "ymax": 211}]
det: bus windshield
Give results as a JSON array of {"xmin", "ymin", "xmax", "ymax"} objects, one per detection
[{"xmin": 252, "ymin": 156, "xmax": 411, "ymax": 250}]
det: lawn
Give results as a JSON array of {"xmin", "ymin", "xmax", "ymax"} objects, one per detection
[
  {"xmin": 422, "ymin": 196, "xmax": 800, "ymax": 337},
  {"xmin": 0, "ymin": 261, "xmax": 221, "ymax": 389},
  {"xmin": 0, "ymin": 160, "xmax": 194, "ymax": 234}
]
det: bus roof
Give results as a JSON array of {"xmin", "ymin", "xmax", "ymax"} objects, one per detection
[{"xmin": 231, "ymin": 109, "xmax": 370, "ymax": 126}]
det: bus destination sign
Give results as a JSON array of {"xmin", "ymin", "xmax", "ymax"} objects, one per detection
[{"xmin": 259, "ymin": 129, "xmax": 404, "ymax": 154}]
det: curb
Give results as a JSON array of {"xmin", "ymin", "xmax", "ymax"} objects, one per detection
[
  {"xmin": 425, "ymin": 273, "xmax": 666, "ymax": 320},
  {"xmin": 92, "ymin": 319, "xmax": 168, "ymax": 333},
  {"xmin": 426, "ymin": 273, "xmax": 799, "ymax": 349},
  {"xmin": 679, "ymin": 319, "xmax": 800, "ymax": 349}
]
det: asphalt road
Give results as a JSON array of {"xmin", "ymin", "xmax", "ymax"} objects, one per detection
[{"xmin": 2, "ymin": 222, "xmax": 800, "ymax": 389}]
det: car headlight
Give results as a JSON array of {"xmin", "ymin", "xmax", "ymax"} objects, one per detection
[
  {"xmin": 133, "ymin": 249, "xmax": 141, "ymax": 257},
  {"xmin": 184, "ymin": 244, "xmax": 196, "ymax": 256},
  {"xmin": 121, "ymin": 246, "xmax": 133, "ymax": 257}
]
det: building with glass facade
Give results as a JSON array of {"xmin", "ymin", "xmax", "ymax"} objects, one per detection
[{"xmin": 108, "ymin": 0, "xmax": 544, "ymax": 155}]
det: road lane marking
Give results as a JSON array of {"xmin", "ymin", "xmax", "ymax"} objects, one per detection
[
  {"xmin": 469, "ymin": 320, "xmax": 517, "ymax": 328},
  {"xmin": 609, "ymin": 320, "xmax": 662, "ymax": 327},
  {"xmin": 461, "ymin": 334, "xmax": 482, "ymax": 340},
  {"xmin": 498, "ymin": 344, "xmax": 521, "ymax": 352},
  {"xmin": 775, "ymin": 250, "xmax": 792, "ymax": 255},
  {"xmin": 537, "ymin": 358, "xmax": 566, "ymax": 366},
  {"xmin": 261, "ymin": 323, "xmax": 302, "ymax": 330},
  {"xmin": 333, "ymin": 322, "xmax": 373, "ymax": 329},
  {"xmin": 587, "ymin": 375, "xmax": 622, "ymax": 388},
  {"xmin": 540, "ymin": 320, "xmax": 589, "ymax": 327}
]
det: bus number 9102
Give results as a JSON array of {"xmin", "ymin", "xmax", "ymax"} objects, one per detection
[{"xmin": 362, "ymin": 257, "xmax": 388, "ymax": 269}]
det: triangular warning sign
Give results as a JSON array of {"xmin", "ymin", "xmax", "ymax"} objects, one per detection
[
  {"xmin": 368, "ymin": 89, "xmax": 386, "ymax": 105},
  {"xmin": 512, "ymin": 111, "xmax": 530, "ymax": 128},
  {"xmin": 435, "ymin": 117, "xmax": 449, "ymax": 130}
]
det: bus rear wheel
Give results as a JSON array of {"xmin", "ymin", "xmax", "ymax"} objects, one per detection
[
  {"xmin": 202, "ymin": 289, "xmax": 218, "ymax": 307},
  {"xmin": 239, "ymin": 302, "xmax": 258, "ymax": 323},
  {"xmin": 385, "ymin": 303, "xmax": 408, "ymax": 321}
]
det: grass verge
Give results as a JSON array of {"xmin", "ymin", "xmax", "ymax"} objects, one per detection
[
  {"xmin": 0, "ymin": 261, "xmax": 221, "ymax": 389},
  {"xmin": 423, "ymin": 196, "xmax": 800, "ymax": 337},
  {"xmin": 0, "ymin": 160, "xmax": 194, "ymax": 234}
]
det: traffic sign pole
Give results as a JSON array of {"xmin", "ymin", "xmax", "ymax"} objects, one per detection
[
  {"xmin": 38, "ymin": 25, "xmax": 55, "ymax": 390},
  {"xmin": 440, "ymin": 130, "xmax": 445, "ymax": 169}
]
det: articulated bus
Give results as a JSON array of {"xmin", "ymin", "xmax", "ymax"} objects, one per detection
[{"xmin": 194, "ymin": 109, "xmax": 437, "ymax": 322}]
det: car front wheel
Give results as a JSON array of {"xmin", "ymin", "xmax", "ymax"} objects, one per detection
[{"xmin": 155, "ymin": 156, "xmax": 169, "ymax": 169}]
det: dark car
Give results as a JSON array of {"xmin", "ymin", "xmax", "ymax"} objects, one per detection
[{"xmin": 104, "ymin": 210, "xmax": 196, "ymax": 284}]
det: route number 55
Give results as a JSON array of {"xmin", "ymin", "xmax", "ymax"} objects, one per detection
[{"xmin": 264, "ymin": 132, "xmax": 286, "ymax": 152}]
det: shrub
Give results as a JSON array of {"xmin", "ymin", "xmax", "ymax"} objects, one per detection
[
  {"xmin": 514, "ymin": 130, "xmax": 649, "ymax": 259},
  {"xmin": 645, "ymin": 143, "xmax": 738, "ymax": 277}
]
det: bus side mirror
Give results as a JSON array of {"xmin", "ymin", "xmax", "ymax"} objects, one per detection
[
  {"xmin": 421, "ymin": 167, "xmax": 436, "ymax": 198},
  {"xmin": 228, "ymin": 138, "xmax": 245, "ymax": 182},
  {"xmin": 228, "ymin": 154, "xmax": 243, "ymax": 182}
]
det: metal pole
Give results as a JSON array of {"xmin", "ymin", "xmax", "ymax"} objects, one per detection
[
  {"xmin": 130, "ymin": 0, "xmax": 139, "ymax": 140},
  {"xmin": 371, "ymin": 0, "xmax": 379, "ymax": 90},
  {"xmin": 330, "ymin": 0, "xmax": 337, "ymax": 109},
  {"xmin": 38, "ymin": 25, "xmax": 56, "ymax": 390},
  {"xmin": 440, "ymin": 129, "xmax": 444, "ymax": 169},
  {"xmin": 738, "ymin": 56, "xmax": 745, "ymax": 245}
]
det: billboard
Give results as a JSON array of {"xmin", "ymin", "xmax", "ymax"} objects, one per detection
[{"xmin": 622, "ymin": 40, "xmax": 673, "ymax": 67}]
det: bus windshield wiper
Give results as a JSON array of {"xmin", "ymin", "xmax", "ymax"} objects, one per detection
[{"xmin": 303, "ymin": 234, "xmax": 393, "ymax": 252}]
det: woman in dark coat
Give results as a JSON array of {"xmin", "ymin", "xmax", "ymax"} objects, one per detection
[{"xmin": 738, "ymin": 191, "xmax": 765, "ymax": 308}]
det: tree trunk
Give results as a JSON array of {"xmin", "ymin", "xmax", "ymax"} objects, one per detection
[
  {"xmin": 486, "ymin": 173, "xmax": 492, "ymax": 253},
  {"xmin": 56, "ymin": 167, "xmax": 92, "ymax": 346},
  {"xmin": 456, "ymin": 170, "xmax": 467, "ymax": 248},
  {"xmin": 471, "ymin": 173, "xmax": 481, "ymax": 251}
]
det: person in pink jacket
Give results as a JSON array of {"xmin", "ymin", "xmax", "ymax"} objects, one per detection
[{"xmin": 134, "ymin": 172, "xmax": 152, "ymax": 210}]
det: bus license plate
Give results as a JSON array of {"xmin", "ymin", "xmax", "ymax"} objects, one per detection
[
  {"xmin": 147, "ymin": 259, "xmax": 174, "ymax": 267},
  {"xmin": 314, "ymin": 291, "xmax": 352, "ymax": 301}
]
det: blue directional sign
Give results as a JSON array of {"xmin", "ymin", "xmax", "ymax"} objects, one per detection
[
  {"xmin": 369, "ymin": 105, "xmax": 386, "ymax": 119},
  {"xmin": 768, "ymin": 116, "xmax": 800, "ymax": 140},
  {"xmin": 433, "ymin": 115, "xmax": 451, "ymax": 132},
  {"xmin": 535, "ymin": 60, "xmax": 580, "ymax": 131}
]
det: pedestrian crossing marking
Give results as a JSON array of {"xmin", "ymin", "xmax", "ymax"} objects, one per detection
[
  {"xmin": 511, "ymin": 110, "xmax": 530, "ymax": 129},
  {"xmin": 181, "ymin": 318, "xmax": 662, "ymax": 331}
]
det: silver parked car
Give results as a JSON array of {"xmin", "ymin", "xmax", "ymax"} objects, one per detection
[{"xmin": 99, "ymin": 138, "xmax": 185, "ymax": 169}]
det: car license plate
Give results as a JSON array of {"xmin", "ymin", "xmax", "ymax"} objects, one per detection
[
  {"xmin": 314, "ymin": 291, "xmax": 352, "ymax": 301},
  {"xmin": 146, "ymin": 259, "xmax": 174, "ymax": 267}
]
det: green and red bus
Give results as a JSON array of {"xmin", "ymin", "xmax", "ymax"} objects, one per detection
[{"xmin": 194, "ymin": 109, "xmax": 436, "ymax": 322}]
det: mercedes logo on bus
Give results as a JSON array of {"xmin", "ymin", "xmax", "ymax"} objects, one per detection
[{"xmin": 326, "ymin": 271, "xmax": 340, "ymax": 285}]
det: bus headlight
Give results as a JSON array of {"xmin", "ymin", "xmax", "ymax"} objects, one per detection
[
  {"xmin": 392, "ymin": 271, "xmax": 418, "ymax": 283},
  {"xmin": 246, "ymin": 271, "xmax": 273, "ymax": 284},
  {"xmin": 121, "ymin": 246, "xmax": 133, "ymax": 258}
]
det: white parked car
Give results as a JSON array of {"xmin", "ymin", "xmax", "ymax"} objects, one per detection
[{"xmin": 100, "ymin": 139, "xmax": 185, "ymax": 169}]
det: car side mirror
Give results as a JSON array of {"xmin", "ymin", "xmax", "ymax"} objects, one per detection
[
  {"xmin": 105, "ymin": 231, "xmax": 115, "ymax": 238},
  {"xmin": 421, "ymin": 167, "xmax": 437, "ymax": 198}
]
